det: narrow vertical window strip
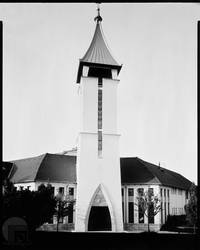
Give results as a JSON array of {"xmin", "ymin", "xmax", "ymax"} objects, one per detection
[{"xmin": 98, "ymin": 77, "xmax": 103, "ymax": 157}]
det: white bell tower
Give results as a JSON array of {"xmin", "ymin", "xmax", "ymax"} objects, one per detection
[{"xmin": 75, "ymin": 5, "xmax": 123, "ymax": 232}]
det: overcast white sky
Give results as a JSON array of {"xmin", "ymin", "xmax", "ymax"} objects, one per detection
[{"xmin": 1, "ymin": 3, "xmax": 198, "ymax": 183}]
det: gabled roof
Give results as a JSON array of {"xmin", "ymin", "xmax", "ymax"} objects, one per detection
[{"xmin": 120, "ymin": 157, "xmax": 192, "ymax": 190}]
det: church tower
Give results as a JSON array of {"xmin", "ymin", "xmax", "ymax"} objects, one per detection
[{"xmin": 75, "ymin": 5, "xmax": 123, "ymax": 232}]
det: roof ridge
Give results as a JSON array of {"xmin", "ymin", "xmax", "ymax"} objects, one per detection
[
  {"xmin": 136, "ymin": 157, "xmax": 161, "ymax": 184},
  {"xmin": 10, "ymin": 153, "xmax": 47, "ymax": 163},
  {"xmin": 33, "ymin": 153, "xmax": 48, "ymax": 182}
]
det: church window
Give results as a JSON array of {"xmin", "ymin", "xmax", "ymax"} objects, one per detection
[
  {"xmin": 98, "ymin": 78, "xmax": 103, "ymax": 157},
  {"xmin": 68, "ymin": 204, "xmax": 73, "ymax": 223},
  {"xmin": 139, "ymin": 204, "xmax": 144, "ymax": 223},
  {"xmin": 59, "ymin": 187, "xmax": 64, "ymax": 195},
  {"xmin": 50, "ymin": 186, "xmax": 55, "ymax": 196},
  {"xmin": 69, "ymin": 187, "xmax": 74, "ymax": 196},
  {"xmin": 122, "ymin": 202, "xmax": 124, "ymax": 223},
  {"xmin": 138, "ymin": 188, "xmax": 144, "ymax": 196},
  {"xmin": 148, "ymin": 202, "xmax": 154, "ymax": 224},
  {"xmin": 128, "ymin": 188, "xmax": 134, "ymax": 196},
  {"xmin": 148, "ymin": 188, "xmax": 154, "ymax": 196},
  {"xmin": 161, "ymin": 202, "xmax": 163, "ymax": 223},
  {"xmin": 128, "ymin": 202, "xmax": 134, "ymax": 223}
]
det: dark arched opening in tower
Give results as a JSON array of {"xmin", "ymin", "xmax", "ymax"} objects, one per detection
[{"xmin": 88, "ymin": 206, "xmax": 112, "ymax": 231}]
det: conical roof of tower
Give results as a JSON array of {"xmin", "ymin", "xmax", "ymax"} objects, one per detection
[
  {"xmin": 81, "ymin": 22, "xmax": 120, "ymax": 66},
  {"xmin": 76, "ymin": 14, "xmax": 122, "ymax": 83}
]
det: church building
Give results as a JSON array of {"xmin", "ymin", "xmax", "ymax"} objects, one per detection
[{"xmin": 5, "ymin": 7, "xmax": 192, "ymax": 232}]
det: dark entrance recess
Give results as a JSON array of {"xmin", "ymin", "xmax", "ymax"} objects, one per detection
[{"xmin": 88, "ymin": 206, "xmax": 112, "ymax": 231}]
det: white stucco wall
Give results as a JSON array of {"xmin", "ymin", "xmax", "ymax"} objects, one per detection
[
  {"xmin": 102, "ymin": 78, "xmax": 119, "ymax": 134},
  {"xmin": 79, "ymin": 76, "xmax": 98, "ymax": 133},
  {"xmin": 168, "ymin": 187, "xmax": 187, "ymax": 215},
  {"xmin": 14, "ymin": 182, "xmax": 36, "ymax": 191},
  {"xmin": 14, "ymin": 181, "xmax": 76, "ymax": 197},
  {"xmin": 75, "ymin": 75, "xmax": 123, "ymax": 232}
]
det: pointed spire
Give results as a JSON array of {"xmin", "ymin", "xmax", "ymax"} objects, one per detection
[
  {"xmin": 94, "ymin": 3, "xmax": 102, "ymax": 23},
  {"xmin": 76, "ymin": 4, "xmax": 122, "ymax": 83}
]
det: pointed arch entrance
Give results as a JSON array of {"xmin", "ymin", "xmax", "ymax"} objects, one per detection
[{"xmin": 86, "ymin": 185, "xmax": 114, "ymax": 231}]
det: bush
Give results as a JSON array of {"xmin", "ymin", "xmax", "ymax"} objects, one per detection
[{"xmin": 161, "ymin": 215, "xmax": 187, "ymax": 231}]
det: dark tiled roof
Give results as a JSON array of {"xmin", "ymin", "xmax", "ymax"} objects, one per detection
[
  {"xmin": 35, "ymin": 154, "xmax": 76, "ymax": 183},
  {"xmin": 120, "ymin": 157, "xmax": 192, "ymax": 190},
  {"xmin": 8, "ymin": 154, "xmax": 192, "ymax": 190},
  {"xmin": 9, "ymin": 154, "xmax": 46, "ymax": 183},
  {"xmin": 120, "ymin": 157, "xmax": 161, "ymax": 185},
  {"xmin": 9, "ymin": 153, "xmax": 76, "ymax": 184}
]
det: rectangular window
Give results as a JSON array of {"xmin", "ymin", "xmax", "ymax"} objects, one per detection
[
  {"xmin": 161, "ymin": 202, "xmax": 163, "ymax": 224},
  {"xmin": 160, "ymin": 188, "xmax": 162, "ymax": 197},
  {"xmin": 59, "ymin": 187, "xmax": 64, "ymax": 195},
  {"xmin": 164, "ymin": 189, "xmax": 166, "ymax": 197},
  {"xmin": 138, "ymin": 188, "xmax": 144, "ymax": 196},
  {"xmin": 148, "ymin": 188, "xmax": 154, "ymax": 196},
  {"xmin": 139, "ymin": 204, "xmax": 144, "ymax": 223},
  {"xmin": 148, "ymin": 202, "xmax": 154, "ymax": 224},
  {"xmin": 68, "ymin": 205, "xmax": 73, "ymax": 223},
  {"xmin": 98, "ymin": 77, "xmax": 102, "ymax": 87},
  {"xmin": 69, "ymin": 187, "xmax": 74, "ymax": 196},
  {"xmin": 98, "ymin": 131, "xmax": 102, "ymax": 151},
  {"xmin": 50, "ymin": 186, "xmax": 55, "ymax": 196},
  {"xmin": 98, "ymin": 78, "xmax": 103, "ymax": 157},
  {"xmin": 167, "ymin": 190, "xmax": 169, "ymax": 198},
  {"xmin": 128, "ymin": 188, "xmax": 134, "ymax": 196},
  {"xmin": 164, "ymin": 202, "xmax": 166, "ymax": 221},
  {"xmin": 122, "ymin": 202, "xmax": 124, "ymax": 223},
  {"xmin": 121, "ymin": 188, "xmax": 124, "ymax": 196},
  {"xmin": 128, "ymin": 202, "xmax": 134, "ymax": 223},
  {"xmin": 186, "ymin": 191, "xmax": 188, "ymax": 199},
  {"xmin": 168, "ymin": 202, "xmax": 170, "ymax": 216}
]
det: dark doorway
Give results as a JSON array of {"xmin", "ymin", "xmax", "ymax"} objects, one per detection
[{"xmin": 88, "ymin": 206, "xmax": 112, "ymax": 231}]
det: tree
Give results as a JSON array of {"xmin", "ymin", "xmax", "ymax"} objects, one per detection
[
  {"xmin": 55, "ymin": 191, "xmax": 76, "ymax": 232},
  {"xmin": 2, "ymin": 182, "xmax": 57, "ymax": 233},
  {"xmin": 135, "ymin": 188, "xmax": 161, "ymax": 232},
  {"xmin": 185, "ymin": 183, "xmax": 197, "ymax": 234}
]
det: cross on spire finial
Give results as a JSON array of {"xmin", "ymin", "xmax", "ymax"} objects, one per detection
[{"xmin": 94, "ymin": 2, "xmax": 102, "ymax": 23}]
